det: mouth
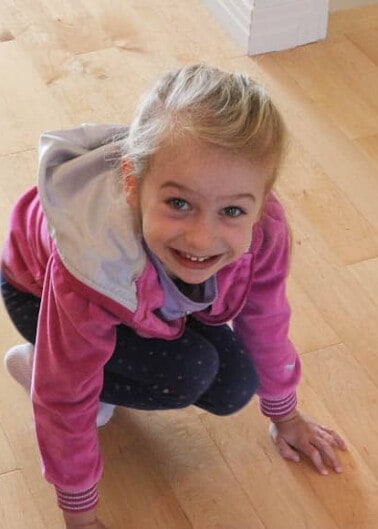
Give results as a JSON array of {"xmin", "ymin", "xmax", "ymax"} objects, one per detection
[{"xmin": 170, "ymin": 249, "xmax": 222, "ymax": 269}]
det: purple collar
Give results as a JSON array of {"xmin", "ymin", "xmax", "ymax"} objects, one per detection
[{"xmin": 144, "ymin": 243, "xmax": 217, "ymax": 321}]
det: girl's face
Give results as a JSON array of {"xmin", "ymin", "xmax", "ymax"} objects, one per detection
[{"xmin": 125, "ymin": 139, "xmax": 271, "ymax": 285}]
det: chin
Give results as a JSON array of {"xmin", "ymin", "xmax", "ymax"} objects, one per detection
[{"xmin": 176, "ymin": 264, "xmax": 221, "ymax": 284}]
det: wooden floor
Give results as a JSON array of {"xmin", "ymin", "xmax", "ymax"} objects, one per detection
[{"xmin": 0, "ymin": 1, "xmax": 377, "ymax": 528}]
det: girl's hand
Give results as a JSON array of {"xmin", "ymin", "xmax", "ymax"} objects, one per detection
[{"xmin": 269, "ymin": 411, "xmax": 348, "ymax": 475}]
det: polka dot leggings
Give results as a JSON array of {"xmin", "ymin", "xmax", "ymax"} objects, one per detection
[{"xmin": 1, "ymin": 273, "xmax": 259, "ymax": 416}]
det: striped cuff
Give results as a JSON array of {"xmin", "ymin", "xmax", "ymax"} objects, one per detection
[
  {"xmin": 56, "ymin": 484, "xmax": 99, "ymax": 512},
  {"xmin": 260, "ymin": 392, "xmax": 297, "ymax": 419}
]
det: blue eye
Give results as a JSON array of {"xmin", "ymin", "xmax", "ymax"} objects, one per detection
[
  {"xmin": 167, "ymin": 198, "xmax": 190, "ymax": 210},
  {"xmin": 222, "ymin": 206, "xmax": 245, "ymax": 217}
]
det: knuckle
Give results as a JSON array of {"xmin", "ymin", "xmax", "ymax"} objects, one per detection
[{"xmin": 309, "ymin": 447, "xmax": 320, "ymax": 459}]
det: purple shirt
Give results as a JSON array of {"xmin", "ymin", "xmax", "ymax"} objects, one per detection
[{"xmin": 145, "ymin": 243, "xmax": 217, "ymax": 321}]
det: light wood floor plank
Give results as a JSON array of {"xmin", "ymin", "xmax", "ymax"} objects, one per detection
[
  {"xmin": 0, "ymin": 471, "xmax": 48, "ymax": 529},
  {"xmin": 0, "ymin": 309, "xmax": 62, "ymax": 528},
  {"xmin": 347, "ymin": 27, "xmax": 378, "ymax": 66},
  {"xmin": 80, "ymin": 0, "xmax": 241, "ymax": 60},
  {"xmin": 273, "ymin": 43, "xmax": 378, "ymax": 139},
  {"xmin": 327, "ymin": 5, "xmax": 378, "ymax": 40},
  {"xmin": 347, "ymin": 258, "xmax": 378, "ymax": 309},
  {"xmin": 277, "ymin": 140, "xmax": 378, "ymax": 265},
  {"xmin": 99, "ymin": 423, "xmax": 194, "ymax": 529},
  {"xmin": 327, "ymin": 39, "xmax": 378, "ymax": 114},
  {"xmin": 0, "ymin": 348, "xmax": 64, "ymax": 528},
  {"xmin": 355, "ymin": 133, "xmax": 378, "ymax": 168},
  {"xmin": 100, "ymin": 408, "xmax": 266, "ymax": 529},
  {"xmin": 0, "ymin": 41, "xmax": 70, "ymax": 155},
  {"xmin": 284, "ymin": 207, "xmax": 378, "ymax": 384},
  {"xmin": 0, "ymin": 424, "xmax": 17, "ymax": 474},
  {"xmin": 287, "ymin": 277, "xmax": 341, "ymax": 354}
]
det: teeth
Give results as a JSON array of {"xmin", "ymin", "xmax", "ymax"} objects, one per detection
[{"xmin": 182, "ymin": 252, "xmax": 210, "ymax": 262}]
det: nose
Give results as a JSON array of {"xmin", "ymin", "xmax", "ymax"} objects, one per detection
[{"xmin": 184, "ymin": 213, "xmax": 217, "ymax": 252}]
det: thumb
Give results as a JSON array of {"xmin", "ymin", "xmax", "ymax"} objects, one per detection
[{"xmin": 269, "ymin": 423, "xmax": 301, "ymax": 463}]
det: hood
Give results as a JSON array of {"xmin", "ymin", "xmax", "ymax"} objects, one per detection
[{"xmin": 38, "ymin": 123, "xmax": 146, "ymax": 311}]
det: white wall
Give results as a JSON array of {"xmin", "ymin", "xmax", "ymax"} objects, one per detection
[
  {"xmin": 202, "ymin": 0, "xmax": 328, "ymax": 55},
  {"xmin": 329, "ymin": 0, "xmax": 378, "ymax": 11},
  {"xmin": 202, "ymin": 0, "xmax": 377, "ymax": 55}
]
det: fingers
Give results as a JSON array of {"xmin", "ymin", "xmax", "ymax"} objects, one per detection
[
  {"xmin": 314, "ymin": 427, "xmax": 347, "ymax": 472},
  {"xmin": 320, "ymin": 426, "xmax": 348, "ymax": 451},
  {"xmin": 306, "ymin": 445, "xmax": 329, "ymax": 475},
  {"xmin": 269, "ymin": 423, "xmax": 301, "ymax": 463},
  {"xmin": 311, "ymin": 440, "xmax": 343, "ymax": 474},
  {"xmin": 276, "ymin": 437, "xmax": 301, "ymax": 463}
]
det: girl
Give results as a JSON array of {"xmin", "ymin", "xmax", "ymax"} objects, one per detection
[{"xmin": 1, "ymin": 64, "xmax": 347, "ymax": 529}]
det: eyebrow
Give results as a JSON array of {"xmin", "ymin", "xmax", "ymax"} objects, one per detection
[{"xmin": 160, "ymin": 181, "xmax": 256, "ymax": 202}]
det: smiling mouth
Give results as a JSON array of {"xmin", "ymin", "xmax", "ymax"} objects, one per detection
[
  {"xmin": 180, "ymin": 252, "xmax": 212, "ymax": 262},
  {"xmin": 171, "ymin": 249, "xmax": 221, "ymax": 267}
]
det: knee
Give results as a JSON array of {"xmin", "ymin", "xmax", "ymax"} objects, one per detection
[
  {"xmin": 207, "ymin": 367, "xmax": 259, "ymax": 417},
  {"xmin": 173, "ymin": 346, "xmax": 220, "ymax": 406}
]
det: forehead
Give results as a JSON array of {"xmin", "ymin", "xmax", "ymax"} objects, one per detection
[{"xmin": 145, "ymin": 139, "xmax": 269, "ymax": 196}]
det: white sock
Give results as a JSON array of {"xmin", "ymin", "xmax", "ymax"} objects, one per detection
[
  {"xmin": 96, "ymin": 402, "xmax": 116, "ymax": 427},
  {"xmin": 4, "ymin": 343, "xmax": 116, "ymax": 427},
  {"xmin": 4, "ymin": 343, "xmax": 34, "ymax": 393}
]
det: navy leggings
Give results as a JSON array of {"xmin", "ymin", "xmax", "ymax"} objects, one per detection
[{"xmin": 1, "ymin": 273, "xmax": 259, "ymax": 415}]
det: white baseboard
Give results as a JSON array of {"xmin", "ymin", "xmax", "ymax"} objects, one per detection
[{"xmin": 203, "ymin": 0, "xmax": 329, "ymax": 55}]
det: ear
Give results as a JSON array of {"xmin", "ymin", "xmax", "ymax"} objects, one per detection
[{"xmin": 122, "ymin": 159, "xmax": 139, "ymax": 209}]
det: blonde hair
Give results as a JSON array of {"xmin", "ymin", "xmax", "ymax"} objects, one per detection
[{"xmin": 122, "ymin": 64, "xmax": 286, "ymax": 191}]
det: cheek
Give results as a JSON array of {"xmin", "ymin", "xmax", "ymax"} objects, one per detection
[
  {"xmin": 141, "ymin": 213, "xmax": 177, "ymax": 245},
  {"xmin": 228, "ymin": 220, "xmax": 254, "ymax": 251},
  {"xmin": 147, "ymin": 204, "xmax": 183, "ymax": 228},
  {"xmin": 236, "ymin": 234, "xmax": 253, "ymax": 255},
  {"xmin": 141, "ymin": 219, "xmax": 159, "ymax": 242}
]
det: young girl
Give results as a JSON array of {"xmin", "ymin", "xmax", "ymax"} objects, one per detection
[{"xmin": 1, "ymin": 64, "xmax": 347, "ymax": 529}]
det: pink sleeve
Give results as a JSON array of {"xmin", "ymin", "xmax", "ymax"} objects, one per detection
[
  {"xmin": 31, "ymin": 252, "xmax": 119, "ymax": 508},
  {"xmin": 233, "ymin": 199, "xmax": 301, "ymax": 419}
]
